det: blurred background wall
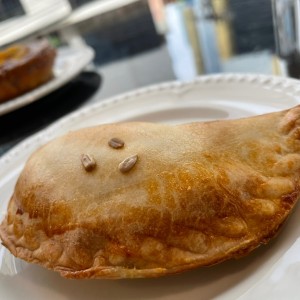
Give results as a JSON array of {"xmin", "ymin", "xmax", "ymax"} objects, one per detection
[{"xmin": 0, "ymin": 0, "xmax": 298, "ymax": 99}]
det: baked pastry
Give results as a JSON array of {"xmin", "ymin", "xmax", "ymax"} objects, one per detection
[
  {"xmin": 1, "ymin": 106, "xmax": 300, "ymax": 279},
  {"xmin": 0, "ymin": 39, "xmax": 56, "ymax": 103}
]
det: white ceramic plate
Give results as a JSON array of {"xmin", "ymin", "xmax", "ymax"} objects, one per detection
[
  {"xmin": 1, "ymin": 74, "xmax": 300, "ymax": 300},
  {"xmin": 0, "ymin": 45, "xmax": 94, "ymax": 116}
]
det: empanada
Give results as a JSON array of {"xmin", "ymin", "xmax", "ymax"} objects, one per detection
[{"xmin": 1, "ymin": 106, "xmax": 300, "ymax": 279}]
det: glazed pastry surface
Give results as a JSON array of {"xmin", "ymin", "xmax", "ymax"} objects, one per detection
[{"xmin": 1, "ymin": 106, "xmax": 300, "ymax": 279}]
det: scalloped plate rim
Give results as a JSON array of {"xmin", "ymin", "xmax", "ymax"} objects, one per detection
[{"xmin": 1, "ymin": 72, "xmax": 300, "ymax": 167}]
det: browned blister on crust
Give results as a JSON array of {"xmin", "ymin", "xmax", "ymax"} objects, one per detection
[{"xmin": 1, "ymin": 106, "xmax": 300, "ymax": 279}]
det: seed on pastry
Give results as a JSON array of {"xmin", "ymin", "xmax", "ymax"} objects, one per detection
[
  {"xmin": 108, "ymin": 138, "xmax": 125, "ymax": 149},
  {"xmin": 119, "ymin": 154, "xmax": 138, "ymax": 173},
  {"xmin": 81, "ymin": 154, "xmax": 96, "ymax": 172}
]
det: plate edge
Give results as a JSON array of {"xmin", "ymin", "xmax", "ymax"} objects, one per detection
[{"xmin": 1, "ymin": 73, "xmax": 300, "ymax": 167}]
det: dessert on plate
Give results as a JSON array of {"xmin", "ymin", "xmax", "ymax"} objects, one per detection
[{"xmin": 0, "ymin": 39, "xmax": 56, "ymax": 103}]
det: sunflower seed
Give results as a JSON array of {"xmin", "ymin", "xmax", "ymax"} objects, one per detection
[
  {"xmin": 81, "ymin": 154, "xmax": 96, "ymax": 172},
  {"xmin": 119, "ymin": 154, "xmax": 138, "ymax": 173},
  {"xmin": 109, "ymin": 137, "xmax": 125, "ymax": 149}
]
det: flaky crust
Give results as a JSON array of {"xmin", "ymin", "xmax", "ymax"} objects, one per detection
[
  {"xmin": 1, "ymin": 106, "xmax": 300, "ymax": 279},
  {"xmin": 0, "ymin": 39, "xmax": 56, "ymax": 103}
]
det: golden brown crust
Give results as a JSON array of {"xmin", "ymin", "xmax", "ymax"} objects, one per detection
[
  {"xmin": 0, "ymin": 39, "xmax": 56, "ymax": 103},
  {"xmin": 1, "ymin": 106, "xmax": 300, "ymax": 279}
]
